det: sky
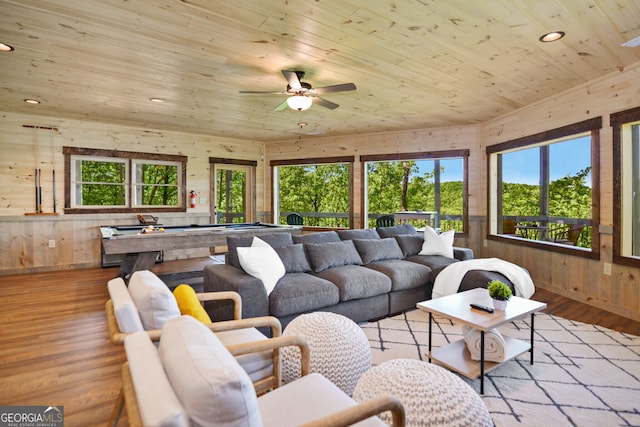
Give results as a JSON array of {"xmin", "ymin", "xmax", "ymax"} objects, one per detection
[{"xmin": 414, "ymin": 135, "xmax": 591, "ymax": 184}]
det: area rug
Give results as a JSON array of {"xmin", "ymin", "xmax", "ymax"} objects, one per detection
[{"xmin": 360, "ymin": 310, "xmax": 640, "ymax": 427}]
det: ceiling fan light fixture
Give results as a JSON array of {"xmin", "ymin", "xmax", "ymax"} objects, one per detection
[
  {"xmin": 539, "ymin": 31, "xmax": 565, "ymax": 43},
  {"xmin": 287, "ymin": 95, "xmax": 312, "ymax": 111}
]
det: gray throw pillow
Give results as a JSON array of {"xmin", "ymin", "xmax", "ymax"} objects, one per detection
[
  {"xmin": 226, "ymin": 233, "xmax": 293, "ymax": 268},
  {"xmin": 376, "ymin": 223, "xmax": 418, "ymax": 238},
  {"xmin": 394, "ymin": 234, "xmax": 424, "ymax": 257},
  {"xmin": 353, "ymin": 238, "xmax": 404, "ymax": 264},
  {"xmin": 337, "ymin": 228, "xmax": 380, "ymax": 240},
  {"xmin": 292, "ymin": 231, "xmax": 341, "ymax": 244},
  {"xmin": 274, "ymin": 244, "xmax": 311, "ymax": 273},
  {"xmin": 304, "ymin": 240, "xmax": 363, "ymax": 273}
]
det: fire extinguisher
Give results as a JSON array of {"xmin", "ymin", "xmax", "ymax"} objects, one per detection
[{"xmin": 190, "ymin": 191, "xmax": 197, "ymax": 208}]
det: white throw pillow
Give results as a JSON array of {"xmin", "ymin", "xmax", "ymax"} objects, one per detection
[
  {"xmin": 128, "ymin": 270, "xmax": 181, "ymax": 330},
  {"xmin": 237, "ymin": 237, "xmax": 286, "ymax": 295},
  {"xmin": 159, "ymin": 316, "xmax": 262, "ymax": 427},
  {"xmin": 419, "ymin": 226, "xmax": 455, "ymax": 258}
]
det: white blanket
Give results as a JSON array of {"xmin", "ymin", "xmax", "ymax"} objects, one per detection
[
  {"xmin": 432, "ymin": 258, "xmax": 535, "ymax": 299},
  {"xmin": 462, "ymin": 324, "xmax": 506, "ymax": 363}
]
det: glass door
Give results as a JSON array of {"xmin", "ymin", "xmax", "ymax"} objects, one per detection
[{"xmin": 212, "ymin": 164, "xmax": 254, "ymax": 224}]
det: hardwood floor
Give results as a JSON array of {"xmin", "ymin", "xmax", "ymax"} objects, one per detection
[{"xmin": 1, "ymin": 258, "xmax": 639, "ymax": 427}]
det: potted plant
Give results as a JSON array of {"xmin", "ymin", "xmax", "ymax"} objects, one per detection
[{"xmin": 487, "ymin": 280, "xmax": 513, "ymax": 311}]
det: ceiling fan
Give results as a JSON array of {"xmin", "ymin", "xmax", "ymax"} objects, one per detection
[{"xmin": 239, "ymin": 70, "xmax": 356, "ymax": 111}]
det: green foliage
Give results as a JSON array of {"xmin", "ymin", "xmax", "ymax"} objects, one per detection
[
  {"xmin": 487, "ymin": 280, "xmax": 513, "ymax": 301},
  {"xmin": 217, "ymin": 169, "xmax": 247, "ymax": 223}
]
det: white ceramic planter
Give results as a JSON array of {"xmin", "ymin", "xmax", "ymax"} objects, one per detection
[{"xmin": 492, "ymin": 299, "xmax": 508, "ymax": 311}]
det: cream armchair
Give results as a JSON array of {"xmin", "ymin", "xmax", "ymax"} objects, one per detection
[
  {"xmin": 122, "ymin": 316, "xmax": 405, "ymax": 427},
  {"xmin": 106, "ymin": 270, "xmax": 285, "ymax": 426}
]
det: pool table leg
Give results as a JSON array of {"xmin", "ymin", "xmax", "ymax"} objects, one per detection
[{"xmin": 117, "ymin": 251, "xmax": 161, "ymax": 281}]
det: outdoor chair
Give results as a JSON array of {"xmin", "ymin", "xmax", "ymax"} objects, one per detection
[
  {"xmin": 286, "ymin": 212, "xmax": 304, "ymax": 225},
  {"xmin": 548, "ymin": 224, "xmax": 585, "ymax": 246},
  {"xmin": 376, "ymin": 215, "xmax": 395, "ymax": 228},
  {"xmin": 120, "ymin": 315, "xmax": 406, "ymax": 427}
]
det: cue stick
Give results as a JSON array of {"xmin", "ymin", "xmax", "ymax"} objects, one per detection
[
  {"xmin": 52, "ymin": 169, "xmax": 56, "ymax": 213},
  {"xmin": 35, "ymin": 168, "xmax": 40, "ymax": 212},
  {"xmin": 38, "ymin": 168, "xmax": 42, "ymax": 213}
]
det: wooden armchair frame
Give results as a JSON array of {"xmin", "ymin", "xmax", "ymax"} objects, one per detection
[
  {"xmin": 107, "ymin": 290, "xmax": 284, "ymax": 426},
  {"xmin": 121, "ymin": 335, "xmax": 406, "ymax": 427}
]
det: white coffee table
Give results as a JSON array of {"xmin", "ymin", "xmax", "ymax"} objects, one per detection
[{"xmin": 417, "ymin": 287, "xmax": 547, "ymax": 394}]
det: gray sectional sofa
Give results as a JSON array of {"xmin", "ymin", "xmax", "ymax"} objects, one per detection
[{"xmin": 203, "ymin": 224, "xmax": 517, "ymax": 329}]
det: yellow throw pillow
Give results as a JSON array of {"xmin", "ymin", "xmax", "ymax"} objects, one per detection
[{"xmin": 173, "ymin": 284, "xmax": 212, "ymax": 324}]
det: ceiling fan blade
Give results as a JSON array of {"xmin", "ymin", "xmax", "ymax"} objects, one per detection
[
  {"xmin": 313, "ymin": 97, "xmax": 339, "ymax": 110},
  {"xmin": 282, "ymin": 70, "xmax": 303, "ymax": 90},
  {"xmin": 239, "ymin": 90, "xmax": 287, "ymax": 94},
  {"xmin": 274, "ymin": 99, "xmax": 289, "ymax": 111},
  {"xmin": 313, "ymin": 83, "xmax": 357, "ymax": 94}
]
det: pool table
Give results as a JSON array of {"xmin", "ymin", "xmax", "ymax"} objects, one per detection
[{"xmin": 100, "ymin": 222, "xmax": 301, "ymax": 279}]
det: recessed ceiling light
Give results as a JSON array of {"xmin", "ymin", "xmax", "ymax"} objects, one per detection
[
  {"xmin": 149, "ymin": 97, "xmax": 165, "ymax": 103},
  {"xmin": 539, "ymin": 31, "xmax": 565, "ymax": 43},
  {"xmin": 24, "ymin": 99, "xmax": 40, "ymax": 104},
  {"xmin": 0, "ymin": 43, "xmax": 14, "ymax": 52}
]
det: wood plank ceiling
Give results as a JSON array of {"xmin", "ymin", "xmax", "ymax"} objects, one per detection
[{"xmin": 1, "ymin": 0, "xmax": 640, "ymax": 142}]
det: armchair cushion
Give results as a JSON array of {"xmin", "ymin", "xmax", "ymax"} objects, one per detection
[
  {"xmin": 237, "ymin": 237, "xmax": 286, "ymax": 295},
  {"xmin": 305, "ymin": 240, "xmax": 363, "ymax": 273},
  {"xmin": 258, "ymin": 373, "xmax": 386, "ymax": 427},
  {"xmin": 159, "ymin": 316, "xmax": 262, "ymax": 427},
  {"xmin": 124, "ymin": 331, "xmax": 189, "ymax": 427},
  {"xmin": 128, "ymin": 270, "xmax": 180, "ymax": 330},
  {"xmin": 173, "ymin": 284, "xmax": 212, "ymax": 324},
  {"xmin": 353, "ymin": 238, "xmax": 404, "ymax": 264},
  {"xmin": 107, "ymin": 277, "xmax": 144, "ymax": 334}
]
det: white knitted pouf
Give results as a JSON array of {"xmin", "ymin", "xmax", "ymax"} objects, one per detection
[
  {"xmin": 353, "ymin": 359, "xmax": 493, "ymax": 427},
  {"xmin": 281, "ymin": 312, "xmax": 372, "ymax": 396}
]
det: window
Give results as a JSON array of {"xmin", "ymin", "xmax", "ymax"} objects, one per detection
[
  {"xmin": 63, "ymin": 147, "xmax": 187, "ymax": 213},
  {"xmin": 487, "ymin": 118, "xmax": 600, "ymax": 256},
  {"xmin": 271, "ymin": 157, "xmax": 354, "ymax": 228},
  {"xmin": 361, "ymin": 150, "xmax": 468, "ymax": 232},
  {"xmin": 611, "ymin": 106, "xmax": 640, "ymax": 266}
]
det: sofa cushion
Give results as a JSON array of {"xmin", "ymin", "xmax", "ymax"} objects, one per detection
[
  {"xmin": 365, "ymin": 260, "xmax": 432, "ymax": 292},
  {"xmin": 128, "ymin": 270, "xmax": 181, "ymax": 330},
  {"xmin": 305, "ymin": 240, "xmax": 363, "ymax": 273},
  {"xmin": 419, "ymin": 226, "xmax": 454, "ymax": 258},
  {"xmin": 108, "ymin": 277, "xmax": 144, "ymax": 333},
  {"xmin": 337, "ymin": 228, "xmax": 380, "ymax": 240},
  {"xmin": 124, "ymin": 331, "xmax": 189, "ymax": 427},
  {"xmin": 269, "ymin": 273, "xmax": 340, "ymax": 317},
  {"xmin": 292, "ymin": 231, "xmax": 341, "ymax": 244},
  {"xmin": 353, "ymin": 238, "xmax": 404, "ymax": 264},
  {"xmin": 159, "ymin": 316, "xmax": 262, "ymax": 427},
  {"xmin": 227, "ymin": 233, "xmax": 294, "ymax": 268},
  {"xmin": 394, "ymin": 234, "xmax": 424, "ymax": 257},
  {"xmin": 376, "ymin": 223, "xmax": 417, "ymax": 238},
  {"xmin": 274, "ymin": 244, "xmax": 311, "ymax": 273},
  {"xmin": 405, "ymin": 254, "xmax": 459, "ymax": 275},
  {"xmin": 316, "ymin": 265, "xmax": 392, "ymax": 302},
  {"xmin": 237, "ymin": 237, "xmax": 285, "ymax": 295},
  {"xmin": 173, "ymin": 284, "xmax": 212, "ymax": 324}
]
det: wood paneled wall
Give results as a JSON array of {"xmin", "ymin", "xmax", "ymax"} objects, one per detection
[
  {"xmin": 2, "ymin": 63, "xmax": 640, "ymax": 322},
  {"xmin": 0, "ymin": 112, "xmax": 266, "ymax": 273}
]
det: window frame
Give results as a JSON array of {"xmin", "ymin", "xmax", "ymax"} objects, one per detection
[
  {"xmin": 360, "ymin": 149, "xmax": 469, "ymax": 233},
  {"xmin": 611, "ymin": 106, "xmax": 640, "ymax": 267},
  {"xmin": 486, "ymin": 118, "xmax": 601, "ymax": 259},
  {"xmin": 63, "ymin": 146, "xmax": 187, "ymax": 214},
  {"xmin": 270, "ymin": 156, "xmax": 354, "ymax": 228}
]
